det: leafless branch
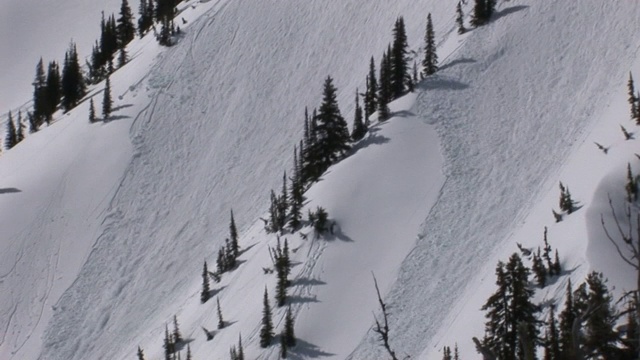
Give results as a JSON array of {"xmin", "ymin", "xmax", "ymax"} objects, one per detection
[{"xmin": 372, "ymin": 273, "xmax": 399, "ymax": 360}]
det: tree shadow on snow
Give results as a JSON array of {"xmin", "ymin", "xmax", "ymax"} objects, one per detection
[
  {"xmin": 174, "ymin": 338, "xmax": 195, "ymax": 352},
  {"xmin": 291, "ymin": 277, "xmax": 326, "ymax": 287},
  {"xmin": 494, "ymin": 5, "xmax": 529, "ymax": 21},
  {"xmin": 323, "ymin": 222, "xmax": 354, "ymax": 242},
  {"xmin": 349, "ymin": 133, "xmax": 390, "ymax": 157},
  {"xmin": 0, "ymin": 188, "xmax": 21, "ymax": 194},
  {"xmin": 206, "ymin": 285, "xmax": 227, "ymax": 299},
  {"xmin": 238, "ymin": 242, "xmax": 258, "ymax": 256},
  {"xmin": 103, "ymin": 114, "xmax": 131, "ymax": 122},
  {"xmin": 417, "ymin": 77, "xmax": 469, "ymax": 91},
  {"xmin": 439, "ymin": 57, "xmax": 477, "ymax": 72},
  {"xmin": 392, "ymin": 110, "xmax": 415, "ymax": 118},
  {"xmin": 288, "ymin": 295, "xmax": 319, "ymax": 304},
  {"xmin": 287, "ymin": 339, "xmax": 335, "ymax": 359},
  {"xmin": 112, "ymin": 104, "xmax": 133, "ymax": 112}
]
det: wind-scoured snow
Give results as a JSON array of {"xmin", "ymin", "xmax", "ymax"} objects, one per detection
[{"xmin": 1, "ymin": 0, "xmax": 640, "ymax": 359}]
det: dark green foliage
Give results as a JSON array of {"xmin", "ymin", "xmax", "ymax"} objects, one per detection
[
  {"xmin": 545, "ymin": 306, "xmax": 560, "ymax": 360},
  {"xmin": 626, "ymin": 163, "xmax": 637, "ymax": 202},
  {"xmin": 5, "ymin": 112, "xmax": 17, "ymax": 150},
  {"xmin": 288, "ymin": 146, "xmax": 303, "ymax": 231},
  {"xmin": 173, "ymin": 315, "xmax": 182, "ymax": 344},
  {"xmin": 629, "ymin": 73, "xmax": 638, "ymax": 122},
  {"xmin": 237, "ymin": 334, "xmax": 245, "ymax": 360},
  {"xmin": 351, "ymin": 89, "xmax": 366, "ymax": 141},
  {"xmin": 481, "ymin": 253, "xmax": 539, "ymax": 360},
  {"xmin": 61, "ymin": 42, "xmax": 86, "ymax": 112},
  {"xmin": 280, "ymin": 332, "xmax": 288, "ymax": 358},
  {"xmin": 89, "ymin": 98, "xmax": 96, "ymax": 122},
  {"xmin": 260, "ymin": 287, "xmax": 274, "ymax": 348},
  {"xmin": 27, "ymin": 112, "xmax": 37, "ymax": 134},
  {"xmin": 186, "ymin": 344, "xmax": 192, "ymax": 360},
  {"xmin": 137, "ymin": 346, "xmax": 145, "ymax": 360},
  {"xmin": 278, "ymin": 172, "xmax": 289, "ymax": 231},
  {"xmin": 471, "ymin": 0, "xmax": 495, "ymax": 27},
  {"xmin": 552, "ymin": 250, "xmax": 561, "ymax": 276},
  {"xmin": 45, "ymin": 61, "xmax": 62, "ymax": 120},
  {"xmin": 284, "ymin": 306, "xmax": 296, "ymax": 347},
  {"xmin": 312, "ymin": 76, "xmax": 350, "ymax": 175},
  {"xmin": 217, "ymin": 297, "xmax": 225, "ymax": 329},
  {"xmin": 118, "ymin": 48, "xmax": 127, "ymax": 68},
  {"xmin": 422, "ymin": 13, "xmax": 438, "ymax": 77},
  {"xmin": 229, "ymin": 209, "xmax": 239, "ymax": 258},
  {"xmin": 32, "ymin": 59, "xmax": 47, "ymax": 125},
  {"xmin": 163, "ymin": 324, "xmax": 173, "ymax": 360},
  {"xmin": 377, "ymin": 48, "xmax": 392, "ymax": 121},
  {"xmin": 453, "ymin": 344, "xmax": 459, "ymax": 360},
  {"xmin": 15, "ymin": 112, "xmax": 25, "ymax": 144},
  {"xmin": 443, "ymin": 346, "xmax": 452, "ymax": 360},
  {"xmin": 274, "ymin": 238, "xmax": 291, "ymax": 307},
  {"xmin": 532, "ymin": 248, "xmax": 547, "ymax": 288},
  {"xmin": 622, "ymin": 295, "xmax": 639, "ymax": 358},
  {"xmin": 364, "ymin": 57, "xmax": 378, "ymax": 121},
  {"xmin": 117, "ymin": 0, "xmax": 136, "ymax": 48},
  {"xmin": 216, "ymin": 237, "xmax": 239, "ymax": 277},
  {"xmin": 582, "ymin": 272, "xmax": 618, "ymax": 359},
  {"xmin": 102, "ymin": 75, "xmax": 113, "ymax": 119},
  {"xmin": 456, "ymin": 2, "xmax": 466, "ymax": 34},
  {"xmin": 558, "ymin": 182, "xmax": 574, "ymax": 214},
  {"xmin": 390, "ymin": 17, "xmax": 409, "ymax": 99},
  {"xmin": 201, "ymin": 261, "xmax": 210, "ymax": 303},
  {"xmin": 138, "ymin": 0, "xmax": 154, "ymax": 36},
  {"xmin": 158, "ymin": 17, "xmax": 173, "ymax": 46},
  {"xmin": 542, "ymin": 227, "xmax": 553, "ymax": 274},
  {"xmin": 309, "ymin": 206, "xmax": 329, "ymax": 234}
]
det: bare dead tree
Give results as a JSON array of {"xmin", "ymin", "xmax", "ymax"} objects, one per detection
[
  {"xmin": 601, "ymin": 195, "xmax": 640, "ymax": 355},
  {"xmin": 372, "ymin": 273, "xmax": 401, "ymax": 360}
]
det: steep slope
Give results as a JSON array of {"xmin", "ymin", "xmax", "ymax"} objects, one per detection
[{"xmin": 348, "ymin": 1, "xmax": 640, "ymax": 358}]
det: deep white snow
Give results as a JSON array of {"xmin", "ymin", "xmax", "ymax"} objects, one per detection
[{"xmin": 1, "ymin": 0, "xmax": 640, "ymax": 359}]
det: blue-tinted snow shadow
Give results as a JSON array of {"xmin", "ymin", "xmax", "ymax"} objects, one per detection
[
  {"xmin": 439, "ymin": 57, "xmax": 477, "ymax": 72},
  {"xmin": 112, "ymin": 104, "xmax": 133, "ymax": 112},
  {"xmin": 286, "ymin": 339, "xmax": 335, "ymax": 359},
  {"xmin": 494, "ymin": 5, "xmax": 529, "ymax": 21},
  {"xmin": 174, "ymin": 338, "xmax": 195, "ymax": 351},
  {"xmin": 348, "ymin": 126, "xmax": 390, "ymax": 156},
  {"xmin": 417, "ymin": 76, "xmax": 469, "ymax": 91},
  {"xmin": 288, "ymin": 295, "xmax": 319, "ymax": 304},
  {"xmin": 0, "ymin": 188, "xmax": 21, "ymax": 194},
  {"xmin": 291, "ymin": 277, "xmax": 326, "ymax": 287}
]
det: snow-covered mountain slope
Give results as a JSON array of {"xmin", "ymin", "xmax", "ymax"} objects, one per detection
[{"xmin": 2, "ymin": 0, "xmax": 640, "ymax": 359}]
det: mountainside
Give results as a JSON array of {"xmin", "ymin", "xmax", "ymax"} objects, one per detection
[{"xmin": 1, "ymin": 1, "xmax": 640, "ymax": 359}]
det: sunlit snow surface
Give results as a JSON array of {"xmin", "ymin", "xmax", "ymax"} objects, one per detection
[{"xmin": 1, "ymin": 0, "xmax": 640, "ymax": 359}]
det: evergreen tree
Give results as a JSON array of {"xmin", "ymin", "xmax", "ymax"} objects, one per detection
[
  {"xmin": 277, "ymin": 172, "xmax": 289, "ymax": 231},
  {"xmin": 453, "ymin": 344, "xmax": 460, "ymax": 360},
  {"xmin": 629, "ymin": 72, "xmax": 638, "ymax": 121},
  {"xmin": 201, "ymin": 261, "xmax": 210, "ymax": 303},
  {"xmin": 5, "ymin": 112, "xmax": 17, "ymax": 150},
  {"xmin": 552, "ymin": 250, "xmax": 561, "ymax": 276},
  {"xmin": 378, "ymin": 48, "xmax": 392, "ymax": 121},
  {"xmin": 531, "ymin": 248, "xmax": 547, "ymax": 288},
  {"xmin": 15, "ymin": 111, "xmax": 24, "ymax": 143},
  {"xmin": 284, "ymin": 306, "xmax": 296, "ymax": 347},
  {"xmin": 582, "ymin": 272, "xmax": 618, "ymax": 359},
  {"xmin": 545, "ymin": 306, "xmax": 560, "ymax": 360},
  {"xmin": 118, "ymin": 47, "xmax": 128, "ymax": 68},
  {"xmin": 229, "ymin": 209, "xmax": 239, "ymax": 258},
  {"xmin": 260, "ymin": 287, "xmax": 274, "ymax": 347},
  {"xmin": 102, "ymin": 75, "xmax": 113, "ymax": 119},
  {"xmin": 626, "ymin": 163, "xmax": 638, "ymax": 202},
  {"xmin": 622, "ymin": 295, "xmax": 639, "ymax": 358},
  {"xmin": 280, "ymin": 331, "xmax": 288, "ymax": 358},
  {"xmin": 542, "ymin": 227, "xmax": 553, "ymax": 273},
  {"xmin": 137, "ymin": 346, "xmax": 145, "ymax": 360},
  {"xmin": 138, "ymin": 0, "xmax": 154, "ymax": 36},
  {"xmin": 471, "ymin": 0, "xmax": 488, "ymax": 27},
  {"xmin": 351, "ymin": 89, "xmax": 366, "ymax": 141},
  {"xmin": 288, "ymin": 146, "xmax": 303, "ymax": 231},
  {"xmin": 163, "ymin": 324, "xmax": 173, "ymax": 360},
  {"xmin": 89, "ymin": 98, "xmax": 97, "ymax": 123},
  {"xmin": 442, "ymin": 346, "xmax": 452, "ymax": 360},
  {"xmin": 422, "ymin": 13, "xmax": 438, "ymax": 77},
  {"xmin": 173, "ymin": 315, "xmax": 183, "ymax": 344},
  {"xmin": 32, "ymin": 58, "xmax": 47, "ymax": 125},
  {"xmin": 412, "ymin": 61, "xmax": 418, "ymax": 88},
  {"xmin": 117, "ymin": 0, "xmax": 136, "ymax": 48},
  {"xmin": 217, "ymin": 297, "xmax": 225, "ymax": 329},
  {"xmin": 185, "ymin": 344, "xmax": 192, "ymax": 360},
  {"xmin": 456, "ymin": 1, "xmax": 466, "ymax": 34},
  {"xmin": 237, "ymin": 334, "xmax": 245, "ymax": 360},
  {"xmin": 364, "ymin": 57, "xmax": 378, "ymax": 121},
  {"xmin": 61, "ymin": 42, "xmax": 86, "ymax": 112},
  {"xmin": 45, "ymin": 61, "xmax": 62, "ymax": 120},
  {"xmin": 558, "ymin": 279, "xmax": 576, "ymax": 359},
  {"xmin": 27, "ymin": 112, "xmax": 37, "ymax": 134},
  {"xmin": 312, "ymin": 76, "xmax": 350, "ymax": 175},
  {"xmin": 390, "ymin": 17, "xmax": 409, "ymax": 99},
  {"xmin": 158, "ymin": 17, "xmax": 173, "ymax": 46}
]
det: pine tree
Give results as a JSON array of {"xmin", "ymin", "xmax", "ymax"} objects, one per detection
[
  {"xmin": 173, "ymin": 315, "xmax": 182, "ymax": 344},
  {"xmin": 15, "ymin": 111, "xmax": 25, "ymax": 143},
  {"xmin": 378, "ymin": 49, "xmax": 392, "ymax": 121},
  {"xmin": 217, "ymin": 297, "xmax": 225, "ymax": 329},
  {"xmin": 27, "ymin": 112, "xmax": 37, "ymax": 134},
  {"xmin": 164, "ymin": 324, "xmax": 173, "ymax": 360},
  {"xmin": 582, "ymin": 272, "xmax": 618, "ymax": 359},
  {"xmin": 89, "ymin": 98, "xmax": 97, "ymax": 123},
  {"xmin": 453, "ymin": 343, "xmax": 460, "ymax": 360},
  {"xmin": 629, "ymin": 72, "xmax": 638, "ymax": 121},
  {"xmin": 185, "ymin": 344, "xmax": 192, "ymax": 360},
  {"xmin": 351, "ymin": 89, "xmax": 366, "ymax": 141},
  {"xmin": 422, "ymin": 13, "xmax": 438, "ymax": 77},
  {"xmin": 237, "ymin": 334, "xmax": 245, "ymax": 360},
  {"xmin": 532, "ymin": 248, "xmax": 547, "ymax": 288},
  {"xmin": 456, "ymin": 1, "xmax": 466, "ymax": 34},
  {"xmin": 118, "ymin": 47, "xmax": 128, "ymax": 68},
  {"xmin": 45, "ymin": 61, "xmax": 62, "ymax": 120},
  {"xmin": 442, "ymin": 346, "xmax": 452, "ymax": 360},
  {"xmin": 626, "ymin": 163, "xmax": 638, "ymax": 202},
  {"xmin": 280, "ymin": 331, "xmax": 288, "ymax": 358},
  {"xmin": 229, "ymin": 209, "xmax": 239, "ymax": 258},
  {"xmin": 312, "ymin": 76, "xmax": 350, "ymax": 174},
  {"xmin": 137, "ymin": 346, "xmax": 145, "ymax": 360},
  {"xmin": 390, "ymin": 17, "xmax": 409, "ymax": 99},
  {"xmin": 138, "ymin": 0, "xmax": 154, "ymax": 36},
  {"xmin": 471, "ymin": 0, "xmax": 487, "ymax": 27},
  {"xmin": 260, "ymin": 287, "xmax": 274, "ymax": 347},
  {"xmin": 5, "ymin": 112, "xmax": 17, "ymax": 150},
  {"xmin": 61, "ymin": 42, "xmax": 86, "ymax": 112},
  {"xmin": 102, "ymin": 75, "xmax": 113, "ymax": 119},
  {"xmin": 552, "ymin": 249, "xmax": 561, "ymax": 276},
  {"xmin": 542, "ymin": 227, "xmax": 553, "ymax": 273},
  {"xmin": 288, "ymin": 146, "xmax": 303, "ymax": 231},
  {"xmin": 201, "ymin": 261, "xmax": 210, "ymax": 303},
  {"xmin": 32, "ymin": 58, "xmax": 47, "ymax": 125},
  {"xmin": 284, "ymin": 306, "xmax": 296, "ymax": 347},
  {"xmin": 364, "ymin": 57, "xmax": 378, "ymax": 121},
  {"xmin": 622, "ymin": 295, "xmax": 639, "ymax": 358},
  {"xmin": 546, "ymin": 306, "xmax": 560, "ymax": 360},
  {"xmin": 117, "ymin": 0, "xmax": 136, "ymax": 48},
  {"xmin": 277, "ymin": 172, "xmax": 289, "ymax": 231},
  {"xmin": 558, "ymin": 279, "xmax": 576, "ymax": 359}
]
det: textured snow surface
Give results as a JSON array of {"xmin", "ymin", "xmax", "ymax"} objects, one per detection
[{"xmin": 1, "ymin": 0, "xmax": 640, "ymax": 359}]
